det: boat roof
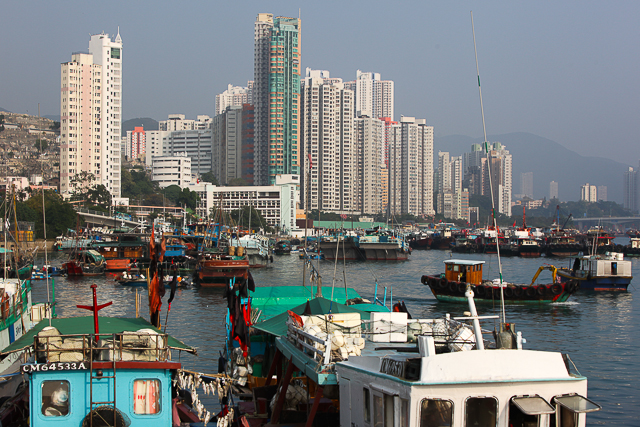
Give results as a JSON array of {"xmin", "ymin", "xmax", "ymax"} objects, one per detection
[
  {"xmin": 0, "ymin": 316, "xmax": 196, "ymax": 356},
  {"xmin": 337, "ymin": 349, "xmax": 583, "ymax": 384},
  {"xmin": 444, "ymin": 259, "xmax": 485, "ymax": 266},
  {"xmin": 250, "ymin": 285, "xmax": 362, "ymax": 321}
]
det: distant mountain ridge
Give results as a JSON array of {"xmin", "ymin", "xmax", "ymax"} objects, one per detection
[
  {"xmin": 122, "ymin": 118, "xmax": 159, "ymax": 136},
  {"xmin": 435, "ymin": 132, "xmax": 630, "ymax": 203}
]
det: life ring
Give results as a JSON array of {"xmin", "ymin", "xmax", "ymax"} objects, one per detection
[
  {"xmin": 525, "ymin": 286, "xmax": 536, "ymax": 297},
  {"xmin": 457, "ymin": 282, "xmax": 466, "ymax": 293},
  {"xmin": 536, "ymin": 285, "xmax": 546, "ymax": 296},
  {"xmin": 475, "ymin": 285, "xmax": 485, "ymax": 297},
  {"xmin": 448, "ymin": 281, "xmax": 458, "ymax": 293},
  {"xmin": 551, "ymin": 284, "xmax": 562, "ymax": 295},
  {"xmin": 513, "ymin": 286, "xmax": 524, "ymax": 297},
  {"xmin": 436, "ymin": 277, "xmax": 447, "ymax": 290},
  {"xmin": 504, "ymin": 287, "xmax": 514, "ymax": 298}
]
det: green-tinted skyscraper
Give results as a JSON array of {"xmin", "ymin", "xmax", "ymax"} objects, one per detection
[{"xmin": 254, "ymin": 13, "xmax": 301, "ymax": 185}]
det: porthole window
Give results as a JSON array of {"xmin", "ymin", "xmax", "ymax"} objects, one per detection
[
  {"xmin": 42, "ymin": 380, "xmax": 70, "ymax": 417},
  {"xmin": 133, "ymin": 379, "xmax": 161, "ymax": 414}
]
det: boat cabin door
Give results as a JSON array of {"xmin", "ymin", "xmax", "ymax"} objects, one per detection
[{"xmin": 339, "ymin": 377, "xmax": 350, "ymax": 426}]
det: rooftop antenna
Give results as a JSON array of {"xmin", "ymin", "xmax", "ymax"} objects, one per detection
[{"xmin": 471, "ymin": 11, "xmax": 506, "ymax": 324}]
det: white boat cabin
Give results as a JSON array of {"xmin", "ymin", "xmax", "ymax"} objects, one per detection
[
  {"xmin": 571, "ymin": 252, "xmax": 631, "ymax": 279},
  {"xmin": 333, "ymin": 292, "xmax": 599, "ymax": 427}
]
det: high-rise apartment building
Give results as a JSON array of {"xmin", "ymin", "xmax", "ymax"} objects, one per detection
[
  {"xmin": 379, "ymin": 117, "xmax": 397, "ymax": 168},
  {"xmin": 481, "ymin": 143, "xmax": 512, "ymax": 216},
  {"xmin": 521, "ymin": 172, "xmax": 533, "ymax": 199},
  {"xmin": 212, "ymin": 104, "xmax": 255, "ymax": 185},
  {"xmin": 301, "ymin": 70, "xmax": 355, "ymax": 213},
  {"xmin": 549, "ymin": 181, "xmax": 559, "ymax": 200},
  {"xmin": 597, "ymin": 185, "xmax": 607, "ymax": 202},
  {"xmin": 623, "ymin": 168, "xmax": 637, "ymax": 212},
  {"xmin": 254, "ymin": 13, "xmax": 301, "ymax": 185},
  {"xmin": 124, "ymin": 126, "xmax": 146, "ymax": 160},
  {"xmin": 580, "ymin": 183, "xmax": 598, "ymax": 202},
  {"xmin": 344, "ymin": 71, "xmax": 394, "ymax": 120},
  {"xmin": 215, "ymin": 83, "xmax": 254, "ymax": 116},
  {"xmin": 159, "ymin": 114, "xmax": 212, "ymax": 131},
  {"xmin": 388, "ymin": 117, "xmax": 434, "ymax": 216},
  {"xmin": 355, "ymin": 117, "xmax": 384, "ymax": 215},
  {"xmin": 61, "ymin": 31, "xmax": 123, "ymax": 199},
  {"xmin": 89, "ymin": 31, "xmax": 123, "ymax": 198},
  {"xmin": 436, "ymin": 153, "xmax": 465, "ymax": 218},
  {"xmin": 60, "ymin": 53, "xmax": 102, "ymax": 196}
]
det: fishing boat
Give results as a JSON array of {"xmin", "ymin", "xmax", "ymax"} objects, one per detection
[
  {"xmin": 92, "ymin": 233, "xmax": 148, "ymax": 272},
  {"xmin": 229, "ymin": 234, "xmax": 273, "ymax": 267},
  {"xmin": 319, "ymin": 234, "xmax": 366, "ymax": 260},
  {"xmin": 0, "ymin": 276, "xmax": 43, "ymax": 399},
  {"xmin": 195, "ymin": 246, "xmax": 250, "ymax": 287},
  {"xmin": 357, "ymin": 230, "xmax": 411, "ymax": 261},
  {"xmin": 556, "ymin": 252, "xmax": 632, "ymax": 291},
  {"xmin": 62, "ymin": 250, "xmax": 106, "ymax": 276},
  {"xmin": 0, "ymin": 300, "xmax": 197, "ymax": 425},
  {"xmin": 624, "ymin": 237, "xmax": 640, "ymax": 257},
  {"xmin": 335, "ymin": 288, "xmax": 601, "ymax": 427},
  {"xmin": 422, "ymin": 259, "xmax": 577, "ymax": 303},
  {"xmin": 31, "ymin": 265, "xmax": 64, "ymax": 280},
  {"xmin": 274, "ymin": 240, "xmax": 291, "ymax": 255}
]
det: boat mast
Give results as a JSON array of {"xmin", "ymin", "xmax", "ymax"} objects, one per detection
[
  {"xmin": 39, "ymin": 128, "xmax": 52, "ymax": 326},
  {"xmin": 472, "ymin": 11, "xmax": 506, "ymax": 324}
]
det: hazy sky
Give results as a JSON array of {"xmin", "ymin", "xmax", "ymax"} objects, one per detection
[{"xmin": 2, "ymin": 1, "xmax": 638, "ymax": 164}]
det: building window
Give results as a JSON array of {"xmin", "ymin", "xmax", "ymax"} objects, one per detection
[
  {"xmin": 133, "ymin": 379, "xmax": 161, "ymax": 414},
  {"xmin": 42, "ymin": 380, "xmax": 70, "ymax": 417}
]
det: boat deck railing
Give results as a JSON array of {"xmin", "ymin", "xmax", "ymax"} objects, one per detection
[{"xmin": 35, "ymin": 331, "xmax": 171, "ymax": 363}]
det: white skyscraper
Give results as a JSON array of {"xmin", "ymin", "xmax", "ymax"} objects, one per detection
[
  {"xmin": 355, "ymin": 117, "xmax": 384, "ymax": 215},
  {"xmin": 301, "ymin": 70, "xmax": 355, "ymax": 213},
  {"xmin": 88, "ymin": 30, "xmax": 123, "ymax": 199},
  {"xmin": 60, "ymin": 53, "xmax": 102, "ymax": 196},
  {"xmin": 344, "ymin": 70, "xmax": 394, "ymax": 120},
  {"xmin": 581, "ymin": 183, "xmax": 598, "ymax": 202},
  {"xmin": 388, "ymin": 117, "xmax": 434, "ymax": 216},
  {"xmin": 215, "ymin": 82, "xmax": 253, "ymax": 116},
  {"xmin": 550, "ymin": 181, "xmax": 559, "ymax": 200}
]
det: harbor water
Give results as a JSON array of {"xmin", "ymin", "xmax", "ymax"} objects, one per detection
[{"xmin": 33, "ymin": 247, "xmax": 639, "ymax": 426}]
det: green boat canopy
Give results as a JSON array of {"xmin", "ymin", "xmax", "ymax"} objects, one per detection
[
  {"xmin": 0, "ymin": 316, "xmax": 196, "ymax": 356},
  {"xmin": 253, "ymin": 296, "xmax": 386, "ymax": 338},
  {"xmin": 250, "ymin": 286, "xmax": 362, "ymax": 321}
]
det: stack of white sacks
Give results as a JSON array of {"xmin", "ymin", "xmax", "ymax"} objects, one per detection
[
  {"xmin": 294, "ymin": 314, "xmax": 366, "ymax": 362},
  {"xmin": 35, "ymin": 326, "xmax": 168, "ymax": 362}
]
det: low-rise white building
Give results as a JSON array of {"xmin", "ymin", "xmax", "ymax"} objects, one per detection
[
  {"xmin": 187, "ymin": 174, "xmax": 300, "ymax": 233},
  {"xmin": 152, "ymin": 154, "xmax": 191, "ymax": 189}
]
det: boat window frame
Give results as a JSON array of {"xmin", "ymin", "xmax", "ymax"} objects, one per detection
[
  {"xmin": 553, "ymin": 394, "xmax": 601, "ymax": 413},
  {"xmin": 41, "ymin": 379, "xmax": 71, "ymax": 418},
  {"xmin": 419, "ymin": 397, "xmax": 454, "ymax": 427},
  {"xmin": 132, "ymin": 378, "xmax": 163, "ymax": 416},
  {"xmin": 363, "ymin": 387, "xmax": 371, "ymax": 424},
  {"xmin": 464, "ymin": 395, "xmax": 499, "ymax": 427},
  {"xmin": 511, "ymin": 395, "xmax": 555, "ymax": 415}
]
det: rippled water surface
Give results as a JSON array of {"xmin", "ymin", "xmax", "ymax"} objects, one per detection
[{"xmin": 34, "ymin": 246, "xmax": 639, "ymax": 426}]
